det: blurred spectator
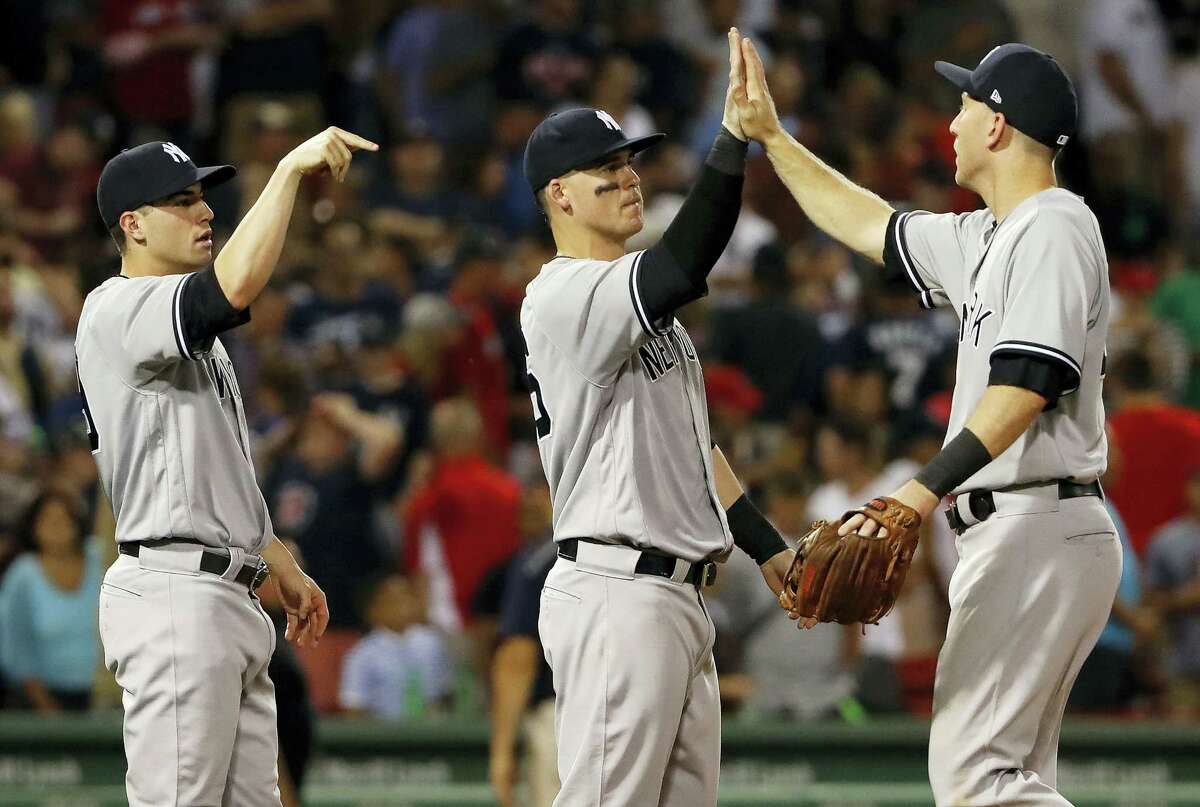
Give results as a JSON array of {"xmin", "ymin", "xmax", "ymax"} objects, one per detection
[
  {"xmin": 338, "ymin": 573, "xmax": 452, "ymax": 720},
  {"xmin": 1144, "ymin": 469, "xmax": 1200, "ymax": 720},
  {"xmin": 709, "ymin": 242, "xmax": 828, "ymax": 423},
  {"xmin": 0, "ymin": 491, "xmax": 100, "ymax": 712},
  {"xmin": 368, "ymin": 127, "xmax": 463, "ymax": 261},
  {"xmin": 494, "ymin": 0, "xmax": 597, "ymax": 105},
  {"xmin": 1107, "ymin": 349, "xmax": 1200, "ymax": 555},
  {"xmin": 265, "ymin": 391, "xmax": 402, "ymax": 628},
  {"xmin": 806, "ymin": 417, "xmax": 917, "ymax": 713},
  {"xmin": 101, "ymin": 0, "xmax": 221, "ymax": 144},
  {"xmin": 445, "ymin": 236, "xmax": 515, "ymax": 460},
  {"xmin": 1070, "ymin": 436, "xmax": 1154, "ymax": 713},
  {"xmin": 255, "ymin": 538, "xmax": 315, "ymax": 807},
  {"xmin": 584, "ymin": 53, "xmax": 655, "ymax": 139},
  {"xmin": 489, "ymin": 480, "xmax": 559, "ymax": 807},
  {"xmin": 402, "ymin": 398, "xmax": 520, "ymax": 632},
  {"xmin": 608, "ymin": 1, "xmax": 698, "ymax": 135},
  {"xmin": 1077, "ymin": 0, "xmax": 1176, "ymax": 198},
  {"xmin": 215, "ymin": 0, "xmax": 332, "ymax": 163},
  {"xmin": 285, "ymin": 220, "xmax": 402, "ymax": 376},
  {"xmin": 0, "ymin": 267, "xmax": 47, "ymax": 444},
  {"xmin": 828, "ymin": 282, "xmax": 959, "ymax": 418},
  {"xmin": 825, "ymin": 0, "xmax": 905, "ymax": 90},
  {"xmin": 1107, "ymin": 260, "xmax": 1190, "ymax": 401},
  {"xmin": 378, "ymin": 0, "xmax": 496, "ymax": 147},
  {"xmin": 1150, "ymin": 259, "xmax": 1200, "ymax": 408},
  {"xmin": 0, "ymin": 96, "xmax": 103, "ymax": 262},
  {"xmin": 710, "ymin": 476, "xmax": 859, "ymax": 721}
]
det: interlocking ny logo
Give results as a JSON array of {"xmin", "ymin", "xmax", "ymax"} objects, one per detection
[
  {"xmin": 594, "ymin": 110, "xmax": 621, "ymax": 132},
  {"xmin": 162, "ymin": 142, "xmax": 190, "ymax": 164}
]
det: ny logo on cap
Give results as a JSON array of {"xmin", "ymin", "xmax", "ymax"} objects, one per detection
[
  {"xmin": 162, "ymin": 142, "xmax": 191, "ymax": 164},
  {"xmin": 595, "ymin": 110, "xmax": 622, "ymax": 132}
]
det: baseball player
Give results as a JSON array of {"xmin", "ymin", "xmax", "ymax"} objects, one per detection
[
  {"xmin": 521, "ymin": 29, "xmax": 793, "ymax": 807},
  {"xmin": 734, "ymin": 40, "xmax": 1120, "ymax": 805},
  {"xmin": 78, "ymin": 127, "xmax": 375, "ymax": 806}
]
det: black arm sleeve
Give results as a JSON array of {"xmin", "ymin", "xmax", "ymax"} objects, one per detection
[
  {"xmin": 989, "ymin": 353, "xmax": 1069, "ymax": 410},
  {"xmin": 637, "ymin": 128, "xmax": 747, "ymax": 323},
  {"xmin": 180, "ymin": 267, "xmax": 251, "ymax": 350}
]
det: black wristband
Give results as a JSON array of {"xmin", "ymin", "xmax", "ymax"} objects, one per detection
[
  {"xmin": 727, "ymin": 494, "xmax": 788, "ymax": 565},
  {"xmin": 706, "ymin": 126, "xmax": 749, "ymax": 175},
  {"xmin": 913, "ymin": 428, "xmax": 993, "ymax": 499}
]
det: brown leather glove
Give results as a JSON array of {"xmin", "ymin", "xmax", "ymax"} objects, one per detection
[{"xmin": 780, "ymin": 497, "xmax": 922, "ymax": 625}]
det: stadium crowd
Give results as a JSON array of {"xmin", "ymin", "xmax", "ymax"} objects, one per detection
[{"xmin": 0, "ymin": 0, "xmax": 1199, "ymax": 774}]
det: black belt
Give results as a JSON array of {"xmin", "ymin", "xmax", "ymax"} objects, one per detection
[
  {"xmin": 557, "ymin": 538, "xmax": 718, "ymax": 587},
  {"xmin": 945, "ymin": 479, "xmax": 1103, "ymax": 535},
  {"xmin": 119, "ymin": 539, "xmax": 269, "ymax": 590}
]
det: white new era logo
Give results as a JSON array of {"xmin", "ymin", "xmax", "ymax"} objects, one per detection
[
  {"xmin": 162, "ymin": 142, "xmax": 190, "ymax": 164},
  {"xmin": 594, "ymin": 110, "xmax": 622, "ymax": 132},
  {"xmin": 990, "ymin": 89, "xmax": 1002, "ymax": 104}
]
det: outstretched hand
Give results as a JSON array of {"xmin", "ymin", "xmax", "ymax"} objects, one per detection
[
  {"xmin": 722, "ymin": 28, "xmax": 748, "ymax": 142},
  {"xmin": 283, "ymin": 126, "xmax": 379, "ymax": 183},
  {"xmin": 730, "ymin": 34, "xmax": 783, "ymax": 144}
]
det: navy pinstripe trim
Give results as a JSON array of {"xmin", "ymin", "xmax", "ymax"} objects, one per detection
[
  {"xmin": 172, "ymin": 273, "xmax": 197, "ymax": 360},
  {"xmin": 891, "ymin": 212, "xmax": 935, "ymax": 309},
  {"xmin": 628, "ymin": 251, "xmax": 670, "ymax": 337},
  {"xmin": 991, "ymin": 340, "xmax": 1082, "ymax": 394}
]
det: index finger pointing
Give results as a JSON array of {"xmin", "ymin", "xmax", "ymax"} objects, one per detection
[{"xmin": 332, "ymin": 127, "xmax": 380, "ymax": 152}]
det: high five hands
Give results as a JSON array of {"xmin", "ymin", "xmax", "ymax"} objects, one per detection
[{"xmin": 725, "ymin": 28, "xmax": 784, "ymax": 146}]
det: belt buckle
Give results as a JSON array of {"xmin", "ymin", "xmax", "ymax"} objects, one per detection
[
  {"xmin": 251, "ymin": 559, "xmax": 269, "ymax": 591},
  {"xmin": 701, "ymin": 562, "xmax": 717, "ymax": 587}
]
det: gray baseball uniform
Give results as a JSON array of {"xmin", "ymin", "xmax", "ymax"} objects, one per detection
[
  {"xmin": 886, "ymin": 188, "xmax": 1122, "ymax": 805},
  {"xmin": 77, "ymin": 272, "xmax": 281, "ymax": 807},
  {"xmin": 522, "ymin": 250, "xmax": 730, "ymax": 806}
]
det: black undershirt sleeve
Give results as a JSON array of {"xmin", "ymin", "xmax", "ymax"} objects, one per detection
[
  {"xmin": 636, "ymin": 128, "xmax": 747, "ymax": 322},
  {"xmin": 179, "ymin": 267, "xmax": 251, "ymax": 352},
  {"xmin": 988, "ymin": 353, "xmax": 1069, "ymax": 409}
]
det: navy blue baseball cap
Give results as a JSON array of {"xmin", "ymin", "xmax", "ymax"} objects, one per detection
[
  {"xmin": 524, "ymin": 108, "xmax": 665, "ymax": 194},
  {"xmin": 97, "ymin": 141, "xmax": 237, "ymax": 229},
  {"xmin": 934, "ymin": 43, "xmax": 1077, "ymax": 150}
]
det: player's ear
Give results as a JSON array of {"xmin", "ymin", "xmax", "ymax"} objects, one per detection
[
  {"xmin": 547, "ymin": 178, "xmax": 572, "ymax": 215},
  {"xmin": 986, "ymin": 112, "xmax": 1007, "ymax": 151},
  {"xmin": 120, "ymin": 209, "xmax": 149, "ymax": 247}
]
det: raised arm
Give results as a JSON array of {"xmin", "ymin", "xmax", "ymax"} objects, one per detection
[
  {"xmin": 733, "ymin": 36, "xmax": 894, "ymax": 263},
  {"xmin": 634, "ymin": 28, "xmax": 751, "ymax": 323},
  {"xmin": 215, "ymin": 127, "xmax": 378, "ymax": 308}
]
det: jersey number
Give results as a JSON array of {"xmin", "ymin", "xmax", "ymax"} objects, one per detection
[
  {"xmin": 76, "ymin": 360, "xmax": 99, "ymax": 453},
  {"xmin": 525, "ymin": 349, "xmax": 552, "ymax": 440}
]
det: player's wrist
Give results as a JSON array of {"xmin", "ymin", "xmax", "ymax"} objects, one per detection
[{"xmin": 727, "ymin": 494, "xmax": 788, "ymax": 565}]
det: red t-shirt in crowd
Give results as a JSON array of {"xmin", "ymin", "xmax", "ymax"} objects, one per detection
[
  {"xmin": 1108, "ymin": 404, "xmax": 1200, "ymax": 555},
  {"xmin": 403, "ymin": 455, "xmax": 521, "ymax": 623},
  {"xmin": 103, "ymin": 0, "xmax": 197, "ymax": 124}
]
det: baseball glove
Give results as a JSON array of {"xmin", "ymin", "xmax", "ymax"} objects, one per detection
[{"xmin": 780, "ymin": 497, "xmax": 922, "ymax": 625}]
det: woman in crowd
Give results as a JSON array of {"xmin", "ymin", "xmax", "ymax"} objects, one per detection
[{"xmin": 0, "ymin": 491, "xmax": 101, "ymax": 711}]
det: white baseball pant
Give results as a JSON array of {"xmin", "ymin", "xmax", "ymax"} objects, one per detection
[
  {"xmin": 100, "ymin": 544, "xmax": 281, "ymax": 807},
  {"xmin": 929, "ymin": 491, "xmax": 1122, "ymax": 805},
  {"xmin": 538, "ymin": 543, "xmax": 720, "ymax": 807}
]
